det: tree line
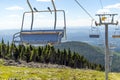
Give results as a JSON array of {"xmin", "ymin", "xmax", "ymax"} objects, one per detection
[{"xmin": 0, "ymin": 39, "xmax": 104, "ymax": 71}]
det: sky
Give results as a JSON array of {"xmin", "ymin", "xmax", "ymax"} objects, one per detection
[{"xmin": 0, "ymin": 0, "xmax": 120, "ymax": 29}]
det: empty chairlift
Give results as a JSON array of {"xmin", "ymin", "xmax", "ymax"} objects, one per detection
[
  {"xmin": 89, "ymin": 19, "xmax": 100, "ymax": 38},
  {"xmin": 112, "ymin": 26, "xmax": 120, "ymax": 38},
  {"xmin": 89, "ymin": 26, "xmax": 100, "ymax": 38},
  {"xmin": 13, "ymin": 0, "xmax": 66, "ymax": 45}
]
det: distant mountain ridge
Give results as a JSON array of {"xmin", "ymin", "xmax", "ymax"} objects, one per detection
[{"xmin": 55, "ymin": 41, "xmax": 105, "ymax": 65}]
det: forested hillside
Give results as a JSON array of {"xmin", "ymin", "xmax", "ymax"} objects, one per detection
[
  {"xmin": 55, "ymin": 41, "xmax": 120, "ymax": 72},
  {"xmin": 0, "ymin": 39, "xmax": 104, "ymax": 71},
  {"xmin": 55, "ymin": 41, "xmax": 105, "ymax": 65}
]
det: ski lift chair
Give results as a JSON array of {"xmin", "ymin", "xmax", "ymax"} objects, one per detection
[
  {"xmin": 89, "ymin": 19, "xmax": 100, "ymax": 38},
  {"xmin": 13, "ymin": 0, "xmax": 66, "ymax": 45},
  {"xmin": 89, "ymin": 27, "xmax": 100, "ymax": 38},
  {"xmin": 112, "ymin": 27, "xmax": 120, "ymax": 38}
]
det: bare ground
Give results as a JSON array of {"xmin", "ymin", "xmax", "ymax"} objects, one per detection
[{"xmin": 3, "ymin": 59, "xmax": 69, "ymax": 69}]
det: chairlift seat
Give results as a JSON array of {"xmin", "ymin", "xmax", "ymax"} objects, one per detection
[
  {"xmin": 13, "ymin": 29, "xmax": 64, "ymax": 44},
  {"xmin": 112, "ymin": 35, "xmax": 120, "ymax": 38},
  {"xmin": 89, "ymin": 34, "xmax": 99, "ymax": 38}
]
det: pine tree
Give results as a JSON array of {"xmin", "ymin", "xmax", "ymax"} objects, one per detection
[
  {"xmin": 37, "ymin": 46, "xmax": 42, "ymax": 62},
  {"xmin": 25, "ymin": 46, "xmax": 31, "ymax": 62},
  {"xmin": 68, "ymin": 48, "xmax": 72, "ymax": 66},
  {"xmin": 72, "ymin": 52, "xmax": 77, "ymax": 68},
  {"xmin": 63, "ymin": 49, "xmax": 68, "ymax": 65},
  {"xmin": 56, "ymin": 49, "xmax": 61, "ymax": 64},
  {"xmin": 5, "ymin": 42, "xmax": 10, "ymax": 59},
  {"xmin": 49, "ymin": 47, "xmax": 54, "ymax": 64},
  {"xmin": 33, "ymin": 48, "xmax": 39, "ymax": 62},
  {"xmin": 19, "ymin": 45, "xmax": 25, "ymax": 60},
  {"xmin": 13, "ymin": 44, "xmax": 19, "ymax": 61},
  {"xmin": 6, "ymin": 42, "xmax": 9, "ymax": 55},
  {"xmin": 1, "ymin": 38, "xmax": 6, "ymax": 58}
]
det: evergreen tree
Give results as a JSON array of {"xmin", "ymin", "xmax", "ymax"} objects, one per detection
[
  {"xmin": 19, "ymin": 45, "xmax": 25, "ymax": 60},
  {"xmin": 37, "ymin": 46, "xmax": 42, "ymax": 62},
  {"xmin": 32, "ymin": 48, "xmax": 39, "ymax": 62},
  {"xmin": 13, "ymin": 44, "xmax": 19, "ymax": 61},
  {"xmin": 8, "ymin": 43, "xmax": 15, "ymax": 59},
  {"xmin": 1, "ymin": 38, "xmax": 6, "ymax": 58},
  {"xmin": 72, "ymin": 52, "xmax": 77, "ymax": 68},
  {"xmin": 56, "ymin": 49, "xmax": 61, "ymax": 64},
  {"xmin": 63, "ymin": 49, "xmax": 68, "ymax": 65},
  {"xmin": 5, "ymin": 42, "xmax": 10, "ymax": 59},
  {"xmin": 6, "ymin": 42, "xmax": 9, "ymax": 55},
  {"xmin": 68, "ymin": 48, "xmax": 72, "ymax": 66},
  {"xmin": 25, "ymin": 46, "xmax": 31, "ymax": 62}
]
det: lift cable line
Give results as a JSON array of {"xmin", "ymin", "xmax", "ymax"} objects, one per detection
[
  {"xmin": 74, "ymin": 0, "xmax": 95, "ymax": 20},
  {"xmin": 74, "ymin": 0, "xmax": 101, "ymax": 38},
  {"xmin": 99, "ymin": 0, "xmax": 103, "ymax": 9}
]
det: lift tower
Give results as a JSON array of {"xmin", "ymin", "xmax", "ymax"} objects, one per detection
[{"xmin": 95, "ymin": 14, "xmax": 118, "ymax": 80}]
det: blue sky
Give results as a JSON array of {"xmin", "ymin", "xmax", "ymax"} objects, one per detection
[{"xmin": 0, "ymin": 0, "xmax": 120, "ymax": 29}]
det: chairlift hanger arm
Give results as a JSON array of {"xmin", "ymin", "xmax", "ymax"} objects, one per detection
[
  {"xmin": 51, "ymin": 0, "xmax": 57, "ymax": 30},
  {"xmin": 27, "ymin": 0, "xmax": 34, "ymax": 30}
]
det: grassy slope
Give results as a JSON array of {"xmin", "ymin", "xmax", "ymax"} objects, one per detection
[{"xmin": 0, "ymin": 65, "xmax": 120, "ymax": 80}]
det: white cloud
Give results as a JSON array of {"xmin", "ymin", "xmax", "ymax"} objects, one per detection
[
  {"xmin": 36, "ymin": 0, "xmax": 55, "ymax": 2},
  {"xmin": 96, "ymin": 3, "xmax": 120, "ymax": 14},
  {"xmin": 96, "ymin": 8, "xmax": 111, "ymax": 14},
  {"xmin": 6, "ymin": 6, "xmax": 24, "ymax": 11},
  {"xmin": 105, "ymin": 3, "xmax": 120, "ymax": 9}
]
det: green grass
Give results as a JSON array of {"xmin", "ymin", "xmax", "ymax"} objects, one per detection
[{"xmin": 0, "ymin": 65, "xmax": 120, "ymax": 80}]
